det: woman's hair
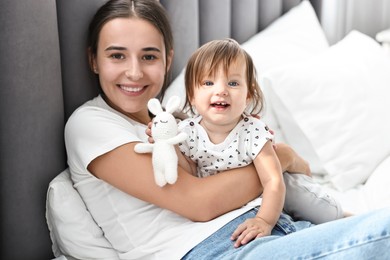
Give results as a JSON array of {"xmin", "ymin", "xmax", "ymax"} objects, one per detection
[
  {"xmin": 184, "ymin": 38, "xmax": 264, "ymax": 115},
  {"xmin": 88, "ymin": 0, "xmax": 174, "ymax": 100}
]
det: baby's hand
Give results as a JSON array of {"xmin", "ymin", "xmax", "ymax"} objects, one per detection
[{"xmin": 230, "ymin": 217, "xmax": 273, "ymax": 248}]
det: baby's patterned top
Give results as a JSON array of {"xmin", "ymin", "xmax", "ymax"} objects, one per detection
[{"xmin": 178, "ymin": 115, "xmax": 274, "ymax": 177}]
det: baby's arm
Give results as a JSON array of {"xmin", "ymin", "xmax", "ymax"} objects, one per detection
[{"xmin": 231, "ymin": 141, "xmax": 285, "ymax": 247}]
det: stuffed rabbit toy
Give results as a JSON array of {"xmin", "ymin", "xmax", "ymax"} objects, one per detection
[{"xmin": 134, "ymin": 96, "xmax": 187, "ymax": 187}]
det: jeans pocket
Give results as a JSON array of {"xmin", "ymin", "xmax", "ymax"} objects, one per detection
[{"xmin": 273, "ymin": 213, "xmax": 297, "ymax": 235}]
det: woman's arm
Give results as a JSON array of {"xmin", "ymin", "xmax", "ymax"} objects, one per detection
[
  {"xmin": 88, "ymin": 142, "xmax": 262, "ymax": 222},
  {"xmin": 88, "ymin": 142, "xmax": 308, "ymax": 222}
]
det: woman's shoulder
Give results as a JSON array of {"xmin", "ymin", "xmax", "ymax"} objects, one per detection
[
  {"xmin": 65, "ymin": 95, "xmax": 145, "ymax": 142},
  {"xmin": 66, "ymin": 95, "xmax": 134, "ymax": 129},
  {"xmin": 68, "ymin": 95, "xmax": 111, "ymax": 120}
]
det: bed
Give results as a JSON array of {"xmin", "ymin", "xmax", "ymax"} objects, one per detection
[
  {"xmin": 1, "ymin": 0, "xmax": 389, "ymax": 259},
  {"xmin": 162, "ymin": 0, "xmax": 390, "ymax": 215}
]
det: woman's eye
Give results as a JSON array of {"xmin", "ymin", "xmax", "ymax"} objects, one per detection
[
  {"xmin": 143, "ymin": 55, "xmax": 157, "ymax": 61},
  {"xmin": 110, "ymin": 53, "xmax": 125, "ymax": 60}
]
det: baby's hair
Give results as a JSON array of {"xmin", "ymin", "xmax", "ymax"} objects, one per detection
[{"xmin": 184, "ymin": 38, "xmax": 264, "ymax": 115}]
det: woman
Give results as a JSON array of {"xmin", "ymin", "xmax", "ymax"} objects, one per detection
[{"xmin": 65, "ymin": 0, "xmax": 390, "ymax": 259}]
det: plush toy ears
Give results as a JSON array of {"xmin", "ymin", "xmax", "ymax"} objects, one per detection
[
  {"xmin": 148, "ymin": 98, "xmax": 163, "ymax": 116},
  {"xmin": 165, "ymin": 96, "xmax": 181, "ymax": 114},
  {"xmin": 148, "ymin": 96, "xmax": 181, "ymax": 115}
]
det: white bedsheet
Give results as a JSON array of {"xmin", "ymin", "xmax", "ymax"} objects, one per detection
[{"xmin": 318, "ymin": 155, "xmax": 390, "ymax": 215}]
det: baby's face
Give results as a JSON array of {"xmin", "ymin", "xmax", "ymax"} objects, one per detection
[{"xmin": 191, "ymin": 57, "xmax": 249, "ymax": 131}]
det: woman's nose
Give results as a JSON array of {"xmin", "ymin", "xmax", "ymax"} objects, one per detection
[{"xmin": 125, "ymin": 59, "xmax": 143, "ymax": 80}]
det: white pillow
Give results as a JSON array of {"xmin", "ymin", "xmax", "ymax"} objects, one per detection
[
  {"xmin": 262, "ymin": 31, "xmax": 390, "ymax": 191},
  {"xmin": 164, "ymin": 0, "xmax": 329, "ymax": 174},
  {"xmin": 363, "ymin": 155, "xmax": 390, "ymax": 211},
  {"xmin": 46, "ymin": 169, "xmax": 119, "ymax": 259},
  {"xmin": 241, "ymin": 0, "xmax": 328, "ymax": 73}
]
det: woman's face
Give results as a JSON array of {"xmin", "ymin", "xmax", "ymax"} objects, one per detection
[{"xmin": 93, "ymin": 18, "xmax": 173, "ymax": 124}]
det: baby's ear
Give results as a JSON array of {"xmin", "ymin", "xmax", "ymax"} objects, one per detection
[
  {"xmin": 246, "ymin": 93, "xmax": 253, "ymax": 104},
  {"xmin": 165, "ymin": 96, "xmax": 181, "ymax": 114},
  {"xmin": 148, "ymin": 98, "xmax": 163, "ymax": 115}
]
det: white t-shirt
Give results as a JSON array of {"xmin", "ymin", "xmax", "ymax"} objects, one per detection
[
  {"xmin": 178, "ymin": 115, "xmax": 274, "ymax": 177},
  {"xmin": 65, "ymin": 95, "xmax": 259, "ymax": 260}
]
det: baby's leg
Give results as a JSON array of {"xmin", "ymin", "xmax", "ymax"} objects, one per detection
[{"xmin": 283, "ymin": 172, "xmax": 343, "ymax": 224}]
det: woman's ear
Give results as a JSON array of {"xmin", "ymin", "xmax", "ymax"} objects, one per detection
[{"xmin": 88, "ymin": 47, "xmax": 98, "ymax": 74}]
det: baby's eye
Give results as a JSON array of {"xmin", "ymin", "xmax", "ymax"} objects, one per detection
[
  {"xmin": 110, "ymin": 53, "xmax": 125, "ymax": 60},
  {"xmin": 203, "ymin": 81, "xmax": 214, "ymax": 86},
  {"xmin": 228, "ymin": 81, "xmax": 239, "ymax": 87}
]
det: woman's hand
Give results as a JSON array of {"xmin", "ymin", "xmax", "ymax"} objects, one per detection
[
  {"xmin": 230, "ymin": 216, "xmax": 273, "ymax": 248},
  {"xmin": 274, "ymin": 143, "xmax": 311, "ymax": 176},
  {"xmin": 146, "ymin": 121, "xmax": 154, "ymax": 143},
  {"xmin": 146, "ymin": 113, "xmax": 186, "ymax": 143}
]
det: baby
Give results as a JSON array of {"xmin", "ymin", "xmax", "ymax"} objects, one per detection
[{"xmin": 176, "ymin": 39, "xmax": 344, "ymax": 247}]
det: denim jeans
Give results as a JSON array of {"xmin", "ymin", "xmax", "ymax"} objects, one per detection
[{"xmin": 183, "ymin": 207, "xmax": 390, "ymax": 259}]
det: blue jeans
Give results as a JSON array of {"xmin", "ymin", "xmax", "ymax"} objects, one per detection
[{"xmin": 183, "ymin": 207, "xmax": 390, "ymax": 259}]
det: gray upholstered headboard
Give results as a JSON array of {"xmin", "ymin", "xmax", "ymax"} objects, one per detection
[
  {"xmin": 2, "ymin": 0, "xmax": 388, "ymax": 258},
  {"xmin": 57, "ymin": 0, "xmax": 306, "ymax": 121},
  {"xmin": 161, "ymin": 0, "xmax": 305, "ymax": 79}
]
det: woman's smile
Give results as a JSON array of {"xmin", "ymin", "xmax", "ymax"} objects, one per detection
[{"xmin": 118, "ymin": 84, "xmax": 148, "ymax": 95}]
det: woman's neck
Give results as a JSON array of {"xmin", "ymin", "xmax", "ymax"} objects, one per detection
[
  {"xmin": 102, "ymin": 95, "xmax": 151, "ymax": 125},
  {"xmin": 125, "ymin": 112, "xmax": 151, "ymax": 125}
]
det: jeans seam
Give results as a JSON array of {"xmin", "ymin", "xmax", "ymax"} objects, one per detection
[{"xmin": 303, "ymin": 232, "xmax": 390, "ymax": 259}]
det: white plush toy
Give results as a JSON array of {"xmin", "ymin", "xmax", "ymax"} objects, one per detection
[{"xmin": 134, "ymin": 96, "xmax": 187, "ymax": 187}]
